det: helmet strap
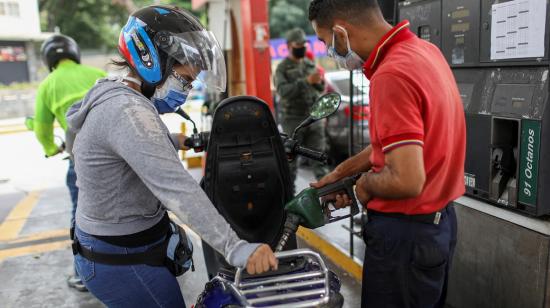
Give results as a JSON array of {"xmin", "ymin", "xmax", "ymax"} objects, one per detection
[
  {"xmin": 141, "ymin": 83, "xmax": 156, "ymax": 99},
  {"xmin": 141, "ymin": 56, "xmax": 175, "ymax": 98},
  {"xmin": 122, "ymin": 76, "xmax": 142, "ymax": 86},
  {"xmin": 161, "ymin": 57, "xmax": 176, "ymax": 85}
]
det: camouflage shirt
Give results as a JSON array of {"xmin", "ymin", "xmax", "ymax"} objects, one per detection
[{"xmin": 274, "ymin": 57, "xmax": 324, "ymax": 117}]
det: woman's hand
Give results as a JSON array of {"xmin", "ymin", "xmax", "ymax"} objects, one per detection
[
  {"xmin": 246, "ymin": 244, "xmax": 278, "ymax": 275},
  {"xmin": 177, "ymin": 134, "xmax": 191, "ymax": 151}
]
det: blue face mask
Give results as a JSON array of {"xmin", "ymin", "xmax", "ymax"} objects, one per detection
[
  {"xmin": 152, "ymin": 71, "xmax": 193, "ymax": 114},
  {"xmin": 328, "ymin": 25, "xmax": 364, "ymax": 70}
]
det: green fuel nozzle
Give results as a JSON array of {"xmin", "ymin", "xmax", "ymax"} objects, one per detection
[{"xmin": 275, "ymin": 175, "xmax": 361, "ymax": 251}]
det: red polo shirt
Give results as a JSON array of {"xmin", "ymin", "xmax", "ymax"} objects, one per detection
[{"xmin": 364, "ymin": 20, "xmax": 466, "ymax": 215}]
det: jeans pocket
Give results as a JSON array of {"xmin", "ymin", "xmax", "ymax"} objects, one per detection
[
  {"xmin": 75, "ymin": 245, "xmax": 95, "ymax": 282},
  {"xmin": 409, "ymin": 243, "xmax": 447, "ymax": 301},
  {"xmin": 411, "ymin": 242, "xmax": 447, "ymax": 270}
]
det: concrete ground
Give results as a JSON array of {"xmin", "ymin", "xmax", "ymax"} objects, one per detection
[{"xmin": 0, "ymin": 116, "xmax": 361, "ymax": 307}]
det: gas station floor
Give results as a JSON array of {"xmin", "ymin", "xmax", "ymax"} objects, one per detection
[{"xmin": 0, "ymin": 128, "xmax": 362, "ymax": 307}]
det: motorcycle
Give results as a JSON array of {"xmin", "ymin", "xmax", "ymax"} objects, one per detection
[{"xmin": 178, "ymin": 93, "xmax": 355, "ymax": 307}]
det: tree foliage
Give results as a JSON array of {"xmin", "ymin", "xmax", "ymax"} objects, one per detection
[
  {"xmin": 39, "ymin": 0, "xmax": 203, "ymax": 50},
  {"xmin": 269, "ymin": 0, "xmax": 314, "ymax": 39},
  {"xmin": 39, "ymin": 0, "xmax": 127, "ymax": 50}
]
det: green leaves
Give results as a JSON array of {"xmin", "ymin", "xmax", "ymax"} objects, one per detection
[
  {"xmin": 38, "ymin": 0, "xmax": 203, "ymax": 51},
  {"xmin": 269, "ymin": 0, "xmax": 314, "ymax": 39},
  {"xmin": 39, "ymin": 0, "xmax": 127, "ymax": 50}
]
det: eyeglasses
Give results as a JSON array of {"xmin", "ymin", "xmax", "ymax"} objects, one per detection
[{"xmin": 171, "ymin": 70, "xmax": 194, "ymax": 92}]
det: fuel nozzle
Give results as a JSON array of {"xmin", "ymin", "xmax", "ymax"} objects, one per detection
[
  {"xmin": 275, "ymin": 175, "xmax": 361, "ymax": 252},
  {"xmin": 275, "ymin": 214, "xmax": 301, "ymax": 252},
  {"xmin": 275, "ymin": 188, "xmax": 326, "ymax": 252},
  {"xmin": 316, "ymin": 174, "xmax": 361, "ymax": 223}
]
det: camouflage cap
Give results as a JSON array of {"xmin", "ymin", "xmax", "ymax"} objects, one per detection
[{"xmin": 286, "ymin": 28, "xmax": 307, "ymax": 44}]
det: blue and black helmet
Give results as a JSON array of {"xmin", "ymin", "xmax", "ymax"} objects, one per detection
[{"xmin": 118, "ymin": 5, "xmax": 226, "ymax": 96}]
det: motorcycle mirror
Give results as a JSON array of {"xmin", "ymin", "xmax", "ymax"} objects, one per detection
[
  {"xmin": 25, "ymin": 117, "xmax": 34, "ymax": 131},
  {"xmin": 309, "ymin": 92, "xmax": 341, "ymax": 120},
  {"xmin": 291, "ymin": 93, "xmax": 342, "ymax": 139}
]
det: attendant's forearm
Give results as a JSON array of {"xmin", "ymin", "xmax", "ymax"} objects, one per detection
[
  {"xmin": 334, "ymin": 145, "xmax": 373, "ymax": 177},
  {"xmin": 361, "ymin": 165, "xmax": 422, "ymax": 200}
]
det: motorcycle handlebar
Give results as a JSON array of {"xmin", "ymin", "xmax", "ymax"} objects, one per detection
[
  {"xmin": 181, "ymin": 130, "xmax": 327, "ymax": 162},
  {"xmin": 183, "ymin": 138, "xmax": 193, "ymax": 148},
  {"xmin": 184, "ymin": 132, "xmax": 210, "ymax": 152},
  {"xmin": 293, "ymin": 145, "xmax": 328, "ymax": 163}
]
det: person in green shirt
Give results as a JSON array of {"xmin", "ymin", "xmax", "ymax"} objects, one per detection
[{"xmin": 33, "ymin": 34, "xmax": 106, "ymax": 291}]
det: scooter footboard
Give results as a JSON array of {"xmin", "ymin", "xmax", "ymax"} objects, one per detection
[{"xmin": 195, "ymin": 249, "xmax": 343, "ymax": 308}]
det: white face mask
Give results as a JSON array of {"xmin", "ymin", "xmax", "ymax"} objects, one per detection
[{"xmin": 327, "ymin": 25, "xmax": 365, "ymax": 70}]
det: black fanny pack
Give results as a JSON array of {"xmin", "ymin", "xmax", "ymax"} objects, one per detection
[{"xmin": 72, "ymin": 221, "xmax": 194, "ymax": 277}]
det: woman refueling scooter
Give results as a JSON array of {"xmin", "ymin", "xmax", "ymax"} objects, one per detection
[{"xmin": 66, "ymin": 5, "xmax": 277, "ymax": 307}]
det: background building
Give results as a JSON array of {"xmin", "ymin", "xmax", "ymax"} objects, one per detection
[{"xmin": 0, "ymin": 0, "xmax": 49, "ymax": 85}]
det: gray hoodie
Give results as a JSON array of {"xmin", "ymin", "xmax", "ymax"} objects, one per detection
[{"xmin": 66, "ymin": 77, "xmax": 258, "ymax": 267}]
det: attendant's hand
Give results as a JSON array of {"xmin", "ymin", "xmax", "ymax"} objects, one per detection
[
  {"xmin": 310, "ymin": 170, "xmax": 341, "ymax": 188},
  {"xmin": 310, "ymin": 171, "xmax": 352, "ymax": 209},
  {"xmin": 355, "ymin": 174, "xmax": 372, "ymax": 205}
]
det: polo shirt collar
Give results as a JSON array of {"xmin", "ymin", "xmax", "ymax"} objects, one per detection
[{"xmin": 363, "ymin": 20, "xmax": 415, "ymax": 79}]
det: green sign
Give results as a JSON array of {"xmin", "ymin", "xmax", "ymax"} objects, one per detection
[{"xmin": 518, "ymin": 120, "xmax": 541, "ymax": 207}]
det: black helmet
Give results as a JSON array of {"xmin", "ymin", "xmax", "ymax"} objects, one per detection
[
  {"xmin": 118, "ymin": 5, "xmax": 226, "ymax": 97},
  {"xmin": 40, "ymin": 34, "xmax": 80, "ymax": 72}
]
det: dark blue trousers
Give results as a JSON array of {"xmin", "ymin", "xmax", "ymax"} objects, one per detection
[{"xmin": 361, "ymin": 205, "xmax": 457, "ymax": 308}]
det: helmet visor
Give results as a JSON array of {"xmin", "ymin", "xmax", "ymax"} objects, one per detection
[{"xmin": 158, "ymin": 30, "xmax": 226, "ymax": 92}]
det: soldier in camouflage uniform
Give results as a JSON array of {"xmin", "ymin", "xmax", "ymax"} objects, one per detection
[{"xmin": 275, "ymin": 28, "xmax": 329, "ymax": 190}]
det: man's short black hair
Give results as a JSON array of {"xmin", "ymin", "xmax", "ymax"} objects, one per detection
[{"xmin": 309, "ymin": 0, "xmax": 380, "ymax": 28}]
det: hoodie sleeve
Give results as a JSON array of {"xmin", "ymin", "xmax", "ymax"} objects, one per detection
[
  {"xmin": 169, "ymin": 133, "xmax": 184, "ymax": 150},
  {"xmin": 65, "ymin": 100, "xmax": 84, "ymax": 159},
  {"xmin": 106, "ymin": 101, "xmax": 259, "ymax": 268}
]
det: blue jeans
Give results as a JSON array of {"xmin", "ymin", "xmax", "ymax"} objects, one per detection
[
  {"xmin": 74, "ymin": 227, "xmax": 186, "ymax": 307},
  {"xmin": 66, "ymin": 160, "xmax": 78, "ymax": 229},
  {"xmin": 361, "ymin": 205, "xmax": 457, "ymax": 308}
]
